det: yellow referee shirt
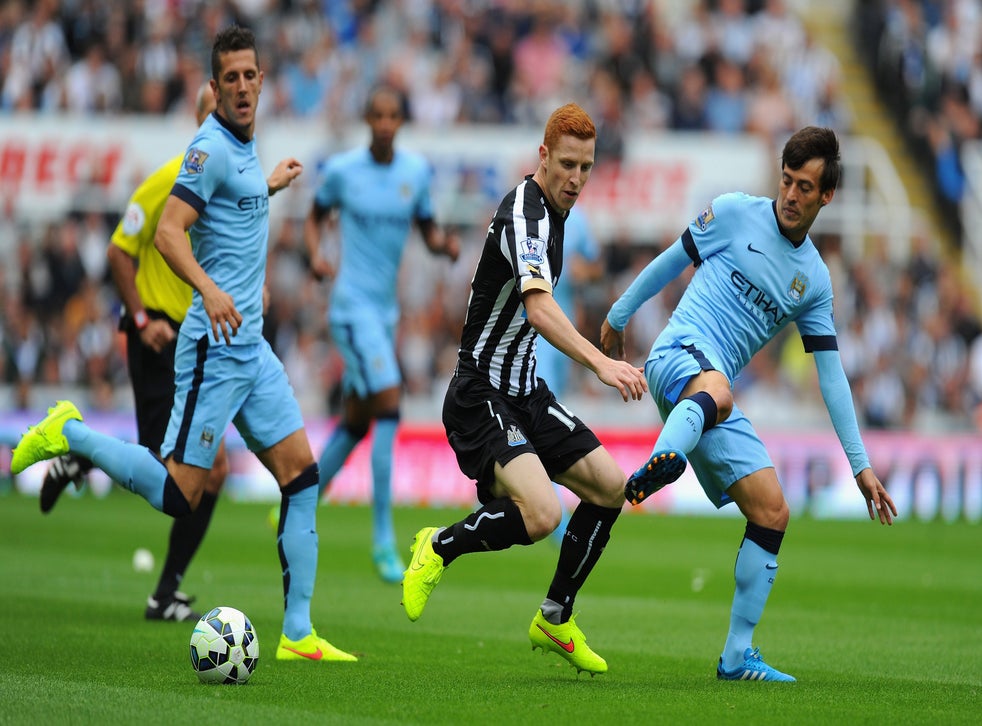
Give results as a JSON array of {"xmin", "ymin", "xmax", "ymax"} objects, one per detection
[{"xmin": 110, "ymin": 154, "xmax": 192, "ymax": 324}]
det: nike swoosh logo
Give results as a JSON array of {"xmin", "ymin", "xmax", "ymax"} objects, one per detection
[
  {"xmin": 237, "ymin": 166, "xmax": 247, "ymax": 173},
  {"xmin": 765, "ymin": 563, "xmax": 778, "ymax": 570},
  {"xmin": 747, "ymin": 243, "xmax": 765, "ymax": 255},
  {"xmin": 536, "ymin": 624, "xmax": 574, "ymax": 653},
  {"xmin": 282, "ymin": 645, "xmax": 323, "ymax": 660}
]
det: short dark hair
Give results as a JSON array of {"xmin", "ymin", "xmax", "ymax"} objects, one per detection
[
  {"xmin": 211, "ymin": 25, "xmax": 258, "ymax": 81},
  {"xmin": 782, "ymin": 126, "xmax": 840, "ymax": 192},
  {"xmin": 364, "ymin": 84, "xmax": 407, "ymax": 118}
]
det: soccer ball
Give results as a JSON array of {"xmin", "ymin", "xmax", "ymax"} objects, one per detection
[{"xmin": 189, "ymin": 606, "xmax": 259, "ymax": 684}]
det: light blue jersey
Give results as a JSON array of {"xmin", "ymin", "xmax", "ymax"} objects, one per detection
[
  {"xmin": 613, "ymin": 192, "xmax": 837, "ymax": 388},
  {"xmin": 314, "ymin": 147, "xmax": 434, "ymax": 326},
  {"xmin": 171, "ymin": 112, "xmax": 270, "ymax": 345},
  {"xmin": 609, "ymin": 192, "xmax": 846, "ymax": 506},
  {"xmin": 162, "ymin": 111, "xmax": 303, "ymax": 468}
]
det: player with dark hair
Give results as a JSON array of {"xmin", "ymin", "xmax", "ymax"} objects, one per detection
[
  {"xmin": 401, "ymin": 103, "xmax": 648, "ymax": 676},
  {"xmin": 304, "ymin": 84, "xmax": 458, "ymax": 583},
  {"xmin": 40, "ymin": 83, "xmax": 225, "ymax": 624},
  {"xmin": 13, "ymin": 25, "xmax": 356, "ymax": 664},
  {"xmin": 601, "ymin": 126, "xmax": 897, "ymax": 682}
]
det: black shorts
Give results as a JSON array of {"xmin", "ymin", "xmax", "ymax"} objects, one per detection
[
  {"xmin": 442, "ymin": 374, "xmax": 601, "ymax": 504},
  {"xmin": 123, "ymin": 310, "xmax": 180, "ymax": 451}
]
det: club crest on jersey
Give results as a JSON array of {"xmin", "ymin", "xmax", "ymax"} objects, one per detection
[
  {"xmin": 199, "ymin": 426, "xmax": 215, "ymax": 449},
  {"xmin": 519, "ymin": 237, "xmax": 545, "ymax": 265},
  {"xmin": 788, "ymin": 270, "xmax": 808, "ymax": 303},
  {"xmin": 695, "ymin": 205, "xmax": 715, "ymax": 231},
  {"xmin": 506, "ymin": 425, "xmax": 527, "ymax": 447},
  {"xmin": 184, "ymin": 147, "xmax": 209, "ymax": 174},
  {"xmin": 400, "ymin": 183, "xmax": 412, "ymax": 199}
]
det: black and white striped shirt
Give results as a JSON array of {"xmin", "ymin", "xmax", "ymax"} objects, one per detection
[{"xmin": 455, "ymin": 176, "xmax": 566, "ymax": 396}]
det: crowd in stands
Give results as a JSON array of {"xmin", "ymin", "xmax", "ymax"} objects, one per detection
[
  {"xmin": 1, "ymin": 0, "xmax": 980, "ymax": 433},
  {"xmin": 855, "ymin": 0, "xmax": 981, "ymax": 241}
]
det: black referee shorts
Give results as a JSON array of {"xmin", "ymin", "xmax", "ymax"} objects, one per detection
[
  {"xmin": 442, "ymin": 374, "xmax": 601, "ymax": 504},
  {"xmin": 123, "ymin": 310, "xmax": 181, "ymax": 451}
]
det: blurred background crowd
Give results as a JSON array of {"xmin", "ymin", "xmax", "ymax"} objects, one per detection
[{"xmin": 1, "ymin": 0, "xmax": 981, "ymax": 434}]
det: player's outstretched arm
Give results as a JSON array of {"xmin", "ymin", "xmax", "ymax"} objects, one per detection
[
  {"xmin": 525, "ymin": 289, "xmax": 647, "ymax": 402},
  {"xmin": 855, "ymin": 468, "xmax": 897, "ymax": 525}
]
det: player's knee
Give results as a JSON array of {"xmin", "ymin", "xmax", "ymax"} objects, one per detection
[
  {"xmin": 523, "ymin": 500, "xmax": 564, "ymax": 542},
  {"xmin": 750, "ymin": 496, "xmax": 789, "ymax": 531},
  {"xmin": 581, "ymin": 470, "xmax": 627, "ymax": 509},
  {"xmin": 707, "ymin": 386, "xmax": 734, "ymax": 423}
]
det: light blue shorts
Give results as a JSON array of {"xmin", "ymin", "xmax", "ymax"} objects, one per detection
[
  {"xmin": 646, "ymin": 342, "xmax": 773, "ymax": 509},
  {"xmin": 162, "ymin": 335, "xmax": 304, "ymax": 468},
  {"xmin": 330, "ymin": 313, "xmax": 401, "ymax": 398}
]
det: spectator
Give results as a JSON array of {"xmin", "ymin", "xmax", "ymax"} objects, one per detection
[
  {"xmin": 705, "ymin": 56, "xmax": 748, "ymax": 134},
  {"xmin": 62, "ymin": 39, "xmax": 122, "ymax": 113},
  {"xmin": 2, "ymin": 0, "xmax": 68, "ymax": 111}
]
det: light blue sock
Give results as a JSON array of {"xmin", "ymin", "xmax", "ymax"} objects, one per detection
[
  {"xmin": 653, "ymin": 397, "xmax": 706, "ymax": 454},
  {"xmin": 371, "ymin": 417, "xmax": 398, "ymax": 549},
  {"xmin": 317, "ymin": 425, "xmax": 361, "ymax": 497},
  {"xmin": 722, "ymin": 538, "xmax": 777, "ymax": 670},
  {"xmin": 278, "ymin": 467, "xmax": 319, "ymax": 641},
  {"xmin": 64, "ymin": 419, "xmax": 169, "ymax": 511}
]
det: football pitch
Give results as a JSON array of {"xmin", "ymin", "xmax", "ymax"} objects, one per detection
[{"xmin": 0, "ymin": 489, "xmax": 978, "ymax": 725}]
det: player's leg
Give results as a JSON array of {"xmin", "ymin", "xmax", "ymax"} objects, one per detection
[
  {"xmin": 403, "ymin": 377, "xmax": 541, "ymax": 622},
  {"xmin": 367, "ymin": 386, "xmax": 403, "ymax": 583},
  {"xmin": 403, "ymin": 453, "xmax": 546, "ymax": 622},
  {"xmin": 627, "ymin": 348, "xmax": 732, "ymax": 504},
  {"xmin": 316, "ymin": 319, "xmax": 378, "ymax": 497},
  {"xmin": 13, "ymin": 401, "xmax": 193, "ymax": 517},
  {"xmin": 531, "ymin": 433, "xmax": 625, "ymax": 675},
  {"xmin": 148, "ymin": 441, "xmax": 227, "ymax": 621},
  {"xmin": 238, "ymin": 341, "xmax": 355, "ymax": 662},
  {"xmin": 716, "ymin": 467, "xmax": 794, "ymax": 681},
  {"xmin": 687, "ymin": 410, "xmax": 795, "ymax": 682}
]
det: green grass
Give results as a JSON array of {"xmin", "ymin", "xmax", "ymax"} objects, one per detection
[{"xmin": 0, "ymin": 489, "xmax": 979, "ymax": 725}]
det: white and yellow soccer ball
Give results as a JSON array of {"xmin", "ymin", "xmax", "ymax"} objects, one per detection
[{"xmin": 189, "ymin": 606, "xmax": 259, "ymax": 684}]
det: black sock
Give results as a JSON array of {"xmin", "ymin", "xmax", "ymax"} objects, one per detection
[
  {"xmin": 545, "ymin": 502, "xmax": 621, "ymax": 623},
  {"xmin": 432, "ymin": 497, "xmax": 532, "ymax": 566},
  {"xmin": 153, "ymin": 490, "xmax": 218, "ymax": 599}
]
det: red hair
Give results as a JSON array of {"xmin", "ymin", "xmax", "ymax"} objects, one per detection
[{"xmin": 543, "ymin": 103, "xmax": 596, "ymax": 150}]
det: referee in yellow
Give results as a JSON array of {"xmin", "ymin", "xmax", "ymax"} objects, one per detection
[{"xmin": 40, "ymin": 85, "xmax": 226, "ymax": 622}]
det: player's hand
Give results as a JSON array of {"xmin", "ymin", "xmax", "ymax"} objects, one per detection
[
  {"xmin": 201, "ymin": 284, "xmax": 242, "ymax": 344},
  {"xmin": 139, "ymin": 318, "xmax": 176, "ymax": 354},
  {"xmin": 309, "ymin": 254, "xmax": 335, "ymax": 281},
  {"xmin": 442, "ymin": 230, "xmax": 461, "ymax": 262},
  {"xmin": 596, "ymin": 358, "xmax": 647, "ymax": 402},
  {"xmin": 267, "ymin": 157, "xmax": 303, "ymax": 195},
  {"xmin": 600, "ymin": 318, "xmax": 625, "ymax": 358},
  {"xmin": 855, "ymin": 468, "xmax": 897, "ymax": 525}
]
